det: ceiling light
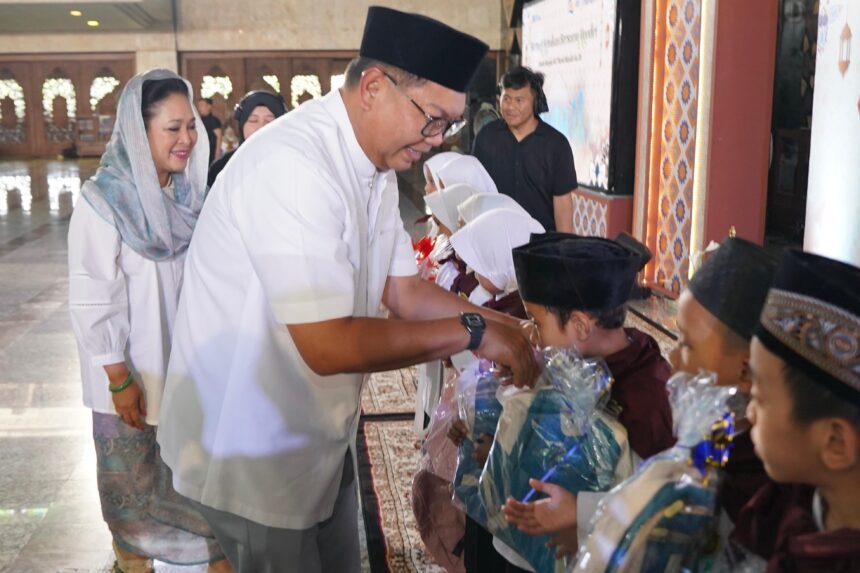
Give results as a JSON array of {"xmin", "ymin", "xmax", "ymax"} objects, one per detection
[
  {"xmin": 87, "ymin": 20, "xmax": 100, "ymax": 27},
  {"xmin": 70, "ymin": 10, "xmax": 82, "ymax": 17}
]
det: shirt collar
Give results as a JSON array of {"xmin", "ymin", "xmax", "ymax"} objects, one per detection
[
  {"xmin": 321, "ymin": 90, "xmax": 383, "ymax": 184},
  {"xmin": 812, "ymin": 489, "xmax": 826, "ymax": 532},
  {"xmin": 505, "ymin": 118, "xmax": 546, "ymax": 142}
]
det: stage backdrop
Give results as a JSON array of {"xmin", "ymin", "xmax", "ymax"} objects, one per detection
[{"xmin": 522, "ymin": 0, "xmax": 639, "ymax": 197}]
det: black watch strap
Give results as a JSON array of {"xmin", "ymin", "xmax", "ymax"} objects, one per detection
[{"xmin": 460, "ymin": 312, "xmax": 486, "ymax": 351}]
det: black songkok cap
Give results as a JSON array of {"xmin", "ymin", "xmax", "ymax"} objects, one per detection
[
  {"xmin": 614, "ymin": 232, "xmax": 653, "ymax": 273},
  {"xmin": 756, "ymin": 250, "xmax": 860, "ymax": 406},
  {"xmin": 687, "ymin": 237, "xmax": 777, "ymax": 340},
  {"xmin": 359, "ymin": 6, "xmax": 489, "ymax": 92},
  {"xmin": 513, "ymin": 234, "xmax": 640, "ymax": 311}
]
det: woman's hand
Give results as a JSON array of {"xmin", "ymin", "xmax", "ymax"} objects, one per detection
[
  {"xmin": 112, "ymin": 381, "xmax": 147, "ymax": 430},
  {"xmin": 105, "ymin": 364, "xmax": 147, "ymax": 430},
  {"xmin": 502, "ymin": 479, "xmax": 578, "ymax": 535}
]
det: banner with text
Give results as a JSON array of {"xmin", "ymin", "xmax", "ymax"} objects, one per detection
[{"xmin": 523, "ymin": 0, "xmax": 617, "ymax": 190}]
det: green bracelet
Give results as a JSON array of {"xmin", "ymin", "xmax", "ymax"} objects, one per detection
[{"xmin": 109, "ymin": 372, "xmax": 134, "ymax": 393}]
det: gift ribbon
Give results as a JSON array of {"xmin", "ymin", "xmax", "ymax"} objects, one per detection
[
  {"xmin": 689, "ymin": 413, "xmax": 735, "ymax": 474},
  {"xmin": 521, "ymin": 436, "xmax": 586, "ymax": 502}
]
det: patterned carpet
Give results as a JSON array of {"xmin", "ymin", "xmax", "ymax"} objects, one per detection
[
  {"xmin": 362, "ymin": 367, "xmax": 419, "ymax": 417},
  {"xmin": 358, "ymin": 419, "xmax": 444, "ymax": 573}
]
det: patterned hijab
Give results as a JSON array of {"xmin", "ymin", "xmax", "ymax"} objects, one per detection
[{"xmin": 81, "ymin": 69, "xmax": 209, "ymax": 261}]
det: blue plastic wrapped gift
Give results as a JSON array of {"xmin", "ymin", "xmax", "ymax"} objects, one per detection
[
  {"xmin": 478, "ymin": 347, "xmax": 634, "ymax": 573},
  {"xmin": 573, "ymin": 371, "xmax": 739, "ymax": 573}
]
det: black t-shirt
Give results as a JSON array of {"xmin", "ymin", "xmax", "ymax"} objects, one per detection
[
  {"xmin": 472, "ymin": 119, "xmax": 577, "ymax": 231},
  {"xmin": 201, "ymin": 114, "xmax": 222, "ymax": 164}
]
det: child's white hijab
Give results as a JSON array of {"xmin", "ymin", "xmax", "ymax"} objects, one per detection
[
  {"xmin": 423, "ymin": 152, "xmax": 498, "ymax": 195},
  {"xmin": 424, "ymin": 183, "xmax": 483, "ymax": 232},
  {"xmin": 458, "ymin": 193, "xmax": 530, "ymax": 225},
  {"xmin": 449, "ymin": 208, "xmax": 545, "ymax": 294}
]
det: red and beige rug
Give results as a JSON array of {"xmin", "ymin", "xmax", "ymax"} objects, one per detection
[
  {"xmin": 362, "ymin": 367, "xmax": 419, "ymax": 418},
  {"xmin": 358, "ymin": 419, "xmax": 445, "ymax": 573}
]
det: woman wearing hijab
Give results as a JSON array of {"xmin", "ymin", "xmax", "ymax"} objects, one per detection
[
  {"xmin": 68, "ymin": 69, "xmax": 231, "ymax": 573},
  {"xmin": 207, "ymin": 90, "xmax": 288, "ymax": 187}
]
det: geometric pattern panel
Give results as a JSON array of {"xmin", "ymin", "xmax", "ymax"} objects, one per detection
[
  {"xmin": 572, "ymin": 192, "xmax": 609, "ymax": 237},
  {"xmin": 654, "ymin": 0, "xmax": 702, "ymax": 295}
]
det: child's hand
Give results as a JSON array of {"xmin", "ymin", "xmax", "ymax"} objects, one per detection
[
  {"xmin": 546, "ymin": 525, "xmax": 579, "ymax": 558},
  {"xmin": 502, "ymin": 479, "xmax": 578, "ymax": 535},
  {"xmin": 473, "ymin": 433, "xmax": 493, "ymax": 464},
  {"xmin": 447, "ymin": 419, "xmax": 468, "ymax": 446}
]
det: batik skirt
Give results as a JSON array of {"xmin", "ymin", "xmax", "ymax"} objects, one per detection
[{"xmin": 92, "ymin": 412, "xmax": 224, "ymax": 565}]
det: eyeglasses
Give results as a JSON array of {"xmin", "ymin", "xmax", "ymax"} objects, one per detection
[{"xmin": 381, "ymin": 70, "xmax": 467, "ymax": 139}]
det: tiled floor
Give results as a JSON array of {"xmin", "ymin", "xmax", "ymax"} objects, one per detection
[{"xmin": 0, "ymin": 159, "xmax": 426, "ymax": 573}]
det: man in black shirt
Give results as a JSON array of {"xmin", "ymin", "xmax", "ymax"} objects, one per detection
[
  {"xmin": 472, "ymin": 67, "xmax": 577, "ymax": 232},
  {"xmin": 196, "ymin": 97, "xmax": 223, "ymax": 166}
]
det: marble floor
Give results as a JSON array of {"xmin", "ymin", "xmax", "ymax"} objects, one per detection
[{"xmin": 0, "ymin": 159, "xmax": 426, "ymax": 573}]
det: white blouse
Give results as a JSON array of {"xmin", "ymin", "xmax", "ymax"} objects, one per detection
[{"xmin": 68, "ymin": 196, "xmax": 184, "ymax": 425}]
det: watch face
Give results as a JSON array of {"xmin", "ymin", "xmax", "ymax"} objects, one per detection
[{"xmin": 464, "ymin": 313, "xmax": 484, "ymax": 328}]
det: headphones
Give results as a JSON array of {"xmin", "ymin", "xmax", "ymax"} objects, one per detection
[
  {"xmin": 533, "ymin": 80, "xmax": 549, "ymax": 115},
  {"xmin": 233, "ymin": 90, "xmax": 288, "ymax": 121},
  {"xmin": 499, "ymin": 70, "xmax": 549, "ymax": 116}
]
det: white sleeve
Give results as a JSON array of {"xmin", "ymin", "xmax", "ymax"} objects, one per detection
[
  {"xmin": 67, "ymin": 199, "xmax": 129, "ymax": 366},
  {"xmin": 388, "ymin": 224, "xmax": 418, "ymax": 277},
  {"xmin": 577, "ymin": 491, "xmax": 608, "ymax": 543}
]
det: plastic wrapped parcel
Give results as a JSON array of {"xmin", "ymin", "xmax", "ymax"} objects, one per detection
[
  {"xmin": 458, "ymin": 347, "xmax": 634, "ymax": 573},
  {"xmin": 573, "ymin": 371, "xmax": 739, "ymax": 573}
]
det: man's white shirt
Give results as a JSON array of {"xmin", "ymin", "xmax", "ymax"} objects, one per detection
[{"xmin": 157, "ymin": 90, "xmax": 416, "ymax": 530}]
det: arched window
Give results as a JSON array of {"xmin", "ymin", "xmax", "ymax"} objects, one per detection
[
  {"xmin": 201, "ymin": 70, "xmax": 233, "ymax": 100},
  {"xmin": 0, "ymin": 71, "xmax": 26, "ymax": 144},
  {"xmin": 42, "ymin": 71, "xmax": 77, "ymax": 142},
  {"xmin": 263, "ymin": 74, "xmax": 281, "ymax": 94},
  {"xmin": 90, "ymin": 71, "xmax": 120, "ymax": 113},
  {"xmin": 290, "ymin": 75, "xmax": 321, "ymax": 108}
]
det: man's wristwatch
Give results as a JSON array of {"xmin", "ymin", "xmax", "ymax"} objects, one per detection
[{"xmin": 460, "ymin": 312, "xmax": 486, "ymax": 351}]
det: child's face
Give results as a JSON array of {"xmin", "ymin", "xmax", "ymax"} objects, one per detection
[
  {"xmin": 423, "ymin": 167, "xmax": 441, "ymax": 195},
  {"xmin": 747, "ymin": 338, "xmax": 820, "ymax": 483},
  {"xmin": 433, "ymin": 216, "xmax": 452, "ymax": 237},
  {"xmin": 524, "ymin": 301, "xmax": 579, "ymax": 349},
  {"xmin": 670, "ymin": 290, "xmax": 750, "ymax": 392}
]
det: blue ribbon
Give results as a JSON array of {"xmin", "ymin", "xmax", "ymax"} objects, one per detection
[{"xmin": 521, "ymin": 435, "xmax": 586, "ymax": 502}]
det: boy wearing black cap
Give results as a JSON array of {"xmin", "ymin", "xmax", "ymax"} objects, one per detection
[
  {"xmin": 501, "ymin": 234, "xmax": 673, "ymax": 566},
  {"xmin": 671, "ymin": 236, "xmax": 778, "ymax": 521},
  {"xmin": 732, "ymin": 250, "xmax": 860, "ymax": 570},
  {"xmin": 513, "ymin": 235, "xmax": 674, "ymax": 460}
]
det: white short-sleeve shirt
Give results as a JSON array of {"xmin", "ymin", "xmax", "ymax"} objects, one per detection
[{"xmin": 157, "ymin": 91, "xmax": 417, "ymax": 529}]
